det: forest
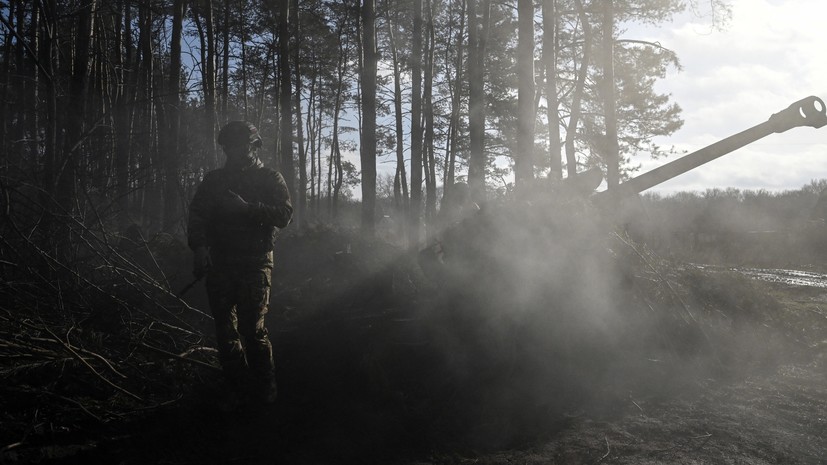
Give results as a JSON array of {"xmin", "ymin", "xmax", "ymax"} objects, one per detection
[
  {"xmin": 0, "ymin": 0, "xmax": 713, "ymax": 241},
  {"xmin": 3, "ymin": 0, "xmax": 827, "ymax": 464}
]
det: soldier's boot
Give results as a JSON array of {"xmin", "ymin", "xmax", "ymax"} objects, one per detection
[
  {"xmin": 258, "ymin": 375, "xmax": 278, "ymax": 405},
  {"xmin": 246, "ymin": 339, "xmax": 277, "ymax": 405},
  {"xmin": 217, "ymin": 345, "xmax": 249, "ymax": 411}
]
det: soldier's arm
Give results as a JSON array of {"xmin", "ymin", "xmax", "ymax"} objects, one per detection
[
  {"xmin": 248, "ymin": 170, "xmax": 293, "ymax": 228},
  {"xmin": 187, "ymin": 175, "xmax": 215, "ymax": 250}
]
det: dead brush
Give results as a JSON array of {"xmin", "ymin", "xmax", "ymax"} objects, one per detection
[{"xmin": 0, "ymin": 192, "xmax": 218, "ymax": 447}]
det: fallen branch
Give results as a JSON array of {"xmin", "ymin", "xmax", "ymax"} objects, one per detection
[
  {"xmin": 36, "ymin": 323, "xmax": 143, "ymax": 402},
  {"xmin": 138, "ymin": 342, "xmax": 222, "ymax": 373}
]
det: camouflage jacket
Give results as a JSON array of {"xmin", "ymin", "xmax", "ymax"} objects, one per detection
[{"xmin": 188, "ymin": 159, "xmax": 293, "ymax": 268}]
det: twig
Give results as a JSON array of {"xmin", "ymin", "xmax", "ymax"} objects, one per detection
[
  {"xmin": 613, "ymin": 232, "xmax": 697, "ymax": 324},
  {"xmin": 179, "ymin": 345, "xmax": 219, "ymax": 357},
  {"xmin": 613, "ymin": 232, "xmax": 720, "ymax": 362},
  {"xmin": 7, "ymin": 208, "xmax": 210, "ymax": 332},
  {"xmin": 1, "ymin": 442, "xmax": 23, "ymax": 453},
  {"xmin": 138, "ymin": 342, "xmax": 222, "ymax": 372},
  {"xmin": 71, "ymin": 346, "xmax": 128, "ymax": 379},
  {"xmin": 40, "ymin": 391, "xmax": 105, "ymax": 423},
  {"xmin": 23, "ymin": 327, "xmax": 126, "ymax": 379},
  {"xmin": 808, "ymin": 306, "xmax": 827, "ymax": 320},
  {"xmin": 631, "ymin": 398, "xmax": 645, "ymax": 414},
  {"xmin": 135, "ymin": 228, "xmax": 171, "ymax": 291},
  {"xmin": 126, "ymin": 394, "xmax": 184, "ymax": 413},
  {"xmin": 36, "ymin": 323, "xmax": 143, "ymax": 402},
  {"xmin": 597, "ymin": 436, "xmax": 611, "ymax": 463}
]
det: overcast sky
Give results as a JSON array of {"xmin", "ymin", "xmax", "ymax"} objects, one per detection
[{"xmin": 633, "ymin": 0, "xmax": 827, "ymax": 195}]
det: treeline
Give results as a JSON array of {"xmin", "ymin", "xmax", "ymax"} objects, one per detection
[
  {"xmin": 639, "ymin": 180, "xmax": 827, "ymax": 266},
  {"xmin": 0, "ymin": 0, "xmax": 731, "ymax": 249}
]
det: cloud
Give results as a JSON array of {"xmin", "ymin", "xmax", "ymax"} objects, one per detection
[{"xmin": 631, "ymin": 0, "xmax": 827, "ymax": 194}]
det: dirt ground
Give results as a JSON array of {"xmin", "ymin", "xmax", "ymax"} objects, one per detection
[
  {"xmin": 451, "ymin": 281, "xmax": 826, "ymax": 465},
  {"xmin": 450, "ymin": 350, "xmax": 826, "ymax": 464},
  {"xmin": 2, "ymin": 225, "xmax": 826, "ymax": 465},
  {"xmin": 3, "ymin": 279, "xmax": 821, "ymax": 465}
]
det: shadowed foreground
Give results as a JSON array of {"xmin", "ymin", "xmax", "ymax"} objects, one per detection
[{"xmin": 2, "ymin": 202, "xmax": 826, "ymax": 464}]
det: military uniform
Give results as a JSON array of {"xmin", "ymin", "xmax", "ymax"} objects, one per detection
[{"xmin": 188, "ymin": 122, "xmax": 292, "ymax": 404}]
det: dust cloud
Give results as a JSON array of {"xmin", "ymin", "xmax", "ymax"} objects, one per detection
[
  {"xmin": 269, "ymin": 180, "xmax": 823, "ymax": 453},
  {"xmin": 359, "ymin": 180, "xmax": 814, "ymax": 447}
]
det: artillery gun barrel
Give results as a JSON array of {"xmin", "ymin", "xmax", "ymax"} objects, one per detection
[{"xmin": 600, "ymin": 96, "xmax": 827, "ymax": 199}]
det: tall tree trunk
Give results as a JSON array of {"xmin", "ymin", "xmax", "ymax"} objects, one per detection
[
  {"xmin": 316, "ymin": 86, "xmax": 324, "ymax": 216},
  {"xmin": 292, "ymin": 0, "xmax": 306, "ymax": 228},
  {"xmin": 56, "ymin": 0, "xmax": 97, "ymax": 215},
  {"xmin": 271, "ymin": 48, "xmax": 280, "ymax": 168},
  {"xmin": 386, "ymin": 7, "xmax": 408, "ymax": 217},
  {"xmin": 327, "ymin": 112, "xmax": 333, "ymax": 217},
  {"xmin": 114, "ymin": 0, "xmax": 135, "ymax": 228},
  {"xmin": 205, "ymin": 0, "xmax": 217, "ymax": 169},
  {"xmin": 360, "ymin": 0, "xmax": 377, "ymax": 233},
  {"xmin": 543, "ymin": 0, "xmax": 562, "ymax": 180},
  {"xmin": 193, "ymin": 0, "xmax": 218, "ymax": 169},
  {"xmin": 423, "ymin": 0, "xmax": 437, "ymax": 224},
  {"xmin": 240, "ymin": 2, "xmax": 248, "ymax": 120},
  {"xmin": 162, "ymin": 0, "xmax": 185, "ymax": 232},
  {"xmin": 0, "ymin": 1, "xmax": 16, "ymax": 158},
  {"xmin": 602, "ymin": 0, "xmax": 619, "ymax": 188},
  {"xmin": 445, "ymin": 0, "xmax": 465, "ymax": 197},
  {"xmin": 565, "ymin": 0, "xmax": 590, "ymax": 177},
  {"xmin": 221, "ymin": 0, "xmax": 230, "ymax": 120},
  {"xmin": 40, "ymin": 0, "xmax": 58, "ymax": 211},
  {"xmin": 330, "ymin": 24, "xmax": 347, "ymax": 217},
  {"xmin": 515, "ymin": 0, "xmax": 535, "ymax": 186},
  {"xmin": 307, "ymin": 64, "xmax": 317, "ymax": 219},
  {"xmin": 409, "ymin": 0, "xmax": 423, "ymax": 244},
  {"xmin": 138, "ymin": 0, "xmax": 162, "ymax": 231},
  {"xmin": 24, "ymin": 2, "xmax": 40, "ymax": 175},
  {"xmin": 467, "ymin": 0, "xmax": 491, "ymax": 202},
  {"xmin": 277, "ymin": 0, "xmax": 295, "ymax": 200}
]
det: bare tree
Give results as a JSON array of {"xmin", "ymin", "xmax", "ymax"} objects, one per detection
[
  {"xmin": 542, "ymin": 0, "xmax": 562, "ymax": 180},
  {"xmin": 423, "ymin": 0, "xmax": 437, "ymax": 224},
  {"xmin": 467, "ymin": 0, "xmax": 491, "ymax": 201},
  {"xmin": 515, "ymin": 0, "xmax": 535, "ymax": 186},
  {"xmin": 384, "ymin": 4, "xmax": 409, "ymax": 218},
  {"xmin": 564, "ymin": 0, "xmax": 591, "ymax": 178},
  {"xmin": 444, "ymin": 0, "xmax": 466, "ymax": 194},
  {"xmin": 277, "ymin": 0, "xmax": 295, "ymax": 200},
  {"xmin": 601, "ymin": 0, "xmax": 618, "ymax": 188},
  {"xmin": 410, "ymin": 0, "xmax": 423, "ymax": 243},
  {"xmin": 162, "ymin": 0, "xmax": 186, "ymax": 231},
  {"xmin": 292, "ymin": 0, "xmax": 307, "ymax": 228},
  {"xmin": 361, "ymin": 0, "xmax": 378, "ymax": 233},
  {"xmin": 192, "ymin": 0, "xmax": 218, "ymax": 170}
]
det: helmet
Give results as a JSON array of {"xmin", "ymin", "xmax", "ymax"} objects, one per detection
[{"xmin": 217, "ymin": 121, "xmax": 263, "ymax": 148}]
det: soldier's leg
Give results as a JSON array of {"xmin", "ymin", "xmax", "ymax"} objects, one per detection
[
  {"xmin": 206, "ymin": 270, "xmax": 248, "ymax": 379},
  {"xmin": 236, "ymin": 268, "xmax": 276, "ymax": 401}
]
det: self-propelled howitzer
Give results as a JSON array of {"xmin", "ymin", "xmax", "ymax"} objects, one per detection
[{"xmin": 596, "ymin": 95, "xmax": 827, "ymax": 199}]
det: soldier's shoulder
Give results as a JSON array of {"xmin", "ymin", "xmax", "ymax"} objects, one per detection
[
  {"xmin": 258, "ymin": 166, "xmax": 282, "ymax": 176},
  {"xmin": 195, "ymin": 169, "xmax": 229, "ymax": 193},
  {"xmin": 255, "ymin": 167, "xmax": 287, "ymax": 183},
  {"xmin": 202, "ymin": 168, "xmax": 227, "ymax": 181}
]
